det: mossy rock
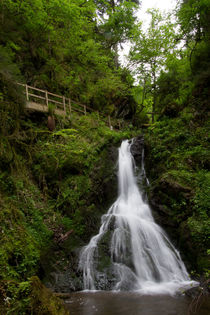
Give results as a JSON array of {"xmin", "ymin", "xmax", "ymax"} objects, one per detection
[{"xmin": 29, "ymin": 276, "xmax": 69, "ymax": 315}]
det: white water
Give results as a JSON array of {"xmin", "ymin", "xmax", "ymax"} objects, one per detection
[{"xmin": 79, "ymin": 140, "xmax": 197, "ymax": 295}]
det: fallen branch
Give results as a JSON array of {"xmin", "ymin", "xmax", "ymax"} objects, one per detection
[{"xmin": 57, "ymin": 229, "xmax": 74, "ymax": 243}]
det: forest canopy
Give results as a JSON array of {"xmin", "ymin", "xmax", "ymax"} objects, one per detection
[
  {"xmin": 1, "ymin": 0, "xmax": 209, "ymax": 122},
  {"xmin": 0, "ymin": 0, "xmax": 140, "ymax": 117}
]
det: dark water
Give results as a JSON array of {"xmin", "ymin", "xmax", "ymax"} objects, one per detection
[{"xmin": 65, "ymin": 291, "xmax": 210, "ymax": 315}]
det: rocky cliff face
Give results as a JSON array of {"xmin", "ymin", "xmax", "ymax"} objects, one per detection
[
  {"xmin": 130, "ymin": 136, "xmax": 144, "ymax": 165},
  {"xmin": 129, "ymin": 136, "xmax": 195, "ymax": 271},
  {"xmin": 40, "ymin": 145, "xmax": 119, "ymax": 293}
]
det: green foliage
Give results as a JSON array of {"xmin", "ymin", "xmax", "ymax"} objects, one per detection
[
  {"xmin": 32, "ymin": 114, "xmax": 135, "ymax": 238},
  {"xmin": 0, "ymin": 172, "xmax": 55, "ymax": 282},
  {"xmin": 95, "ymin": 0, "xmax": 139, "ymax": 49},
  {"xmin": 0, "ymin": 0, "xmax": 209, "ymax": 308},
  {"xmin": 142, "ymin": 1, "xmax": 210, "ymax": 273},
  {"xmin": 0, "ymin": 280, "xmax": 31, "ymax": 314},
  {"xmin": 48, "ymin": 103, "xmax": 56, "ymax": 116},
  {"xmin": 0, "ymin": 0, "xmax": 137, "ymax": 115},
  {"xmin": 0, "ymin": 204, "xmax": 40, "ymax": 280},
  {"xmin": 0, "ymin": 45, "xmax": 23, "ymax": 103},
  {"xmin": 187, "ymin": 172, "xmax": 210, "ymax": 250},
  {"xmin": 0, "ymin": 277, "xmax": 68, "ymax": 314},
  {"xmin": 145, "ymin": 105, "xmax": 210, "ymax": 271},
  {"xmin": 177, "ymin": 0, "xmax": 210, "ymax": 42},
  {"xmin": 0, "ymin": 108, "xmax": 136, "ymax": 312},
  {"xmin": 129, "ymin": 9, "xmax": 177, "ymax": 121},
  {"xmin": 156, "ymin": 53, "xmax": 193, "ymax": 116}
]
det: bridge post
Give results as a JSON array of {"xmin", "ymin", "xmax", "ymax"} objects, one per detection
[
  {"xmin": 26, "ymin": 84, "xmax": 29, "ymax": 101},
  {"xmin": 45, "ymin": 91, "xmax": 48, "ymax": 107},
  {"xmin": 63, "ymin": 96, "xmax": 66, "ymax": 113}
]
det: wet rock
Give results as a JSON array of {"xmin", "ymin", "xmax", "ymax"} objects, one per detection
[
  {"xmin": 184, "ymin": 285, "xmax": 204, "ymax": 298},
  {"xmin": 95, "ymin": 269, "xmax": 118, "ymax": 290},
  {"xmin": 46, "ymin": 270, "xmax": 83, "ymax": 293},
  {"xmin": 40, "ymin": 144, "xmax": 120, "ymax": 293},
  {"xmin": 158, "ymin": 178, "xmax": 192, "ymax": 197},
  {"xmin": 184, "ymin": 279, "xmax": 210, "ymax": 298},
  {"xmin": 130, "ymin": 135, "xmax": 144, "ymax": 165}
]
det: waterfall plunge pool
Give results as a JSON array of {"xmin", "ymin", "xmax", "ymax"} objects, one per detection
[{"xmin": 65, "ymin": 291, "xmax": 210, "ymax": 315}]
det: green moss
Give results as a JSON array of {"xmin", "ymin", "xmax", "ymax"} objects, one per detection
[
  {"xmin": 0, "ymin": 277, "xmax": 69, "ymax": 314},
  {"xmin": 29, "ymin": 276, "xmax": 69, "ymax": 315},
  {"xmin": 0, "ymin": 279, "xmax": 31, "ymax": 314},
  {"xmin": 145, "ymin": 107, "xmax": 210, "ymax": 273},
  {"xmin": 97, "ymin": 231, "xmax": 113, "ymax": 272},
  {"xmin": 0, "ymin": 199, "xmax": 40, "ymax": 280}
]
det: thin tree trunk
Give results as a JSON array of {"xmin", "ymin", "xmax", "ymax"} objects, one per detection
[
  {"xmin": 152, "ymin": 66, "xmax": 156, "ymax": 123},
  {"xmin": 113, "ymin": 43, "xmax": 119, "ymax": 67},
  {"xmin": 110, "ymin": 1, "xmax": 119, "ymax": 67},
  {"xmin": 152, "ymin": 95, "xmax": 156, "ymax": 123}
]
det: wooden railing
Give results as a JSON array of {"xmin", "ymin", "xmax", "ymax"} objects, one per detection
[{"xmin": 18, "ymin": 83, "xmax": 119, "ymax": 128}]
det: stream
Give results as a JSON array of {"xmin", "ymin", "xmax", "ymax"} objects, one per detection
[{"xmin": 65, "ymin": 291, "xmax": 210, "ymax": 315}]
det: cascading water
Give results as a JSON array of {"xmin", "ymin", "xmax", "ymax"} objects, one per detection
[{"xmin": 79, "ymin": 139, "xmax": 197, "ymax": 295}]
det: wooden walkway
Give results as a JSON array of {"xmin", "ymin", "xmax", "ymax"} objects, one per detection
[{"xmin": 19, "ymin": 83, "xmax": 117, "ymax": 128}]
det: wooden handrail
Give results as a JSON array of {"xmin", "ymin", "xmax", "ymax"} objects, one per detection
[
  {"xmin": 47, "ymin": 98, "xmax": 63, "ymax": 106},
  {"xmin": 47, "ymin": 90, "xmax": 63, "ymax": 99},
  {"xmin": 28, "ymin": 93, "xmax": 46, "ymax": 100},
  {"xmin": 18, "ymin": 83, "xmax": 120, "ymax": 129}
]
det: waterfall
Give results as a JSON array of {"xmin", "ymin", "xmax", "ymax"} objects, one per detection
[{"xmin": 79, "ymin": 139, "xmax": 197, "ymax": 295}]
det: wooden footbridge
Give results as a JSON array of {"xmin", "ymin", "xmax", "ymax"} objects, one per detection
[{"xmin": 19, "ymin": 83, "xmax": 119, "ymax": 128}]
